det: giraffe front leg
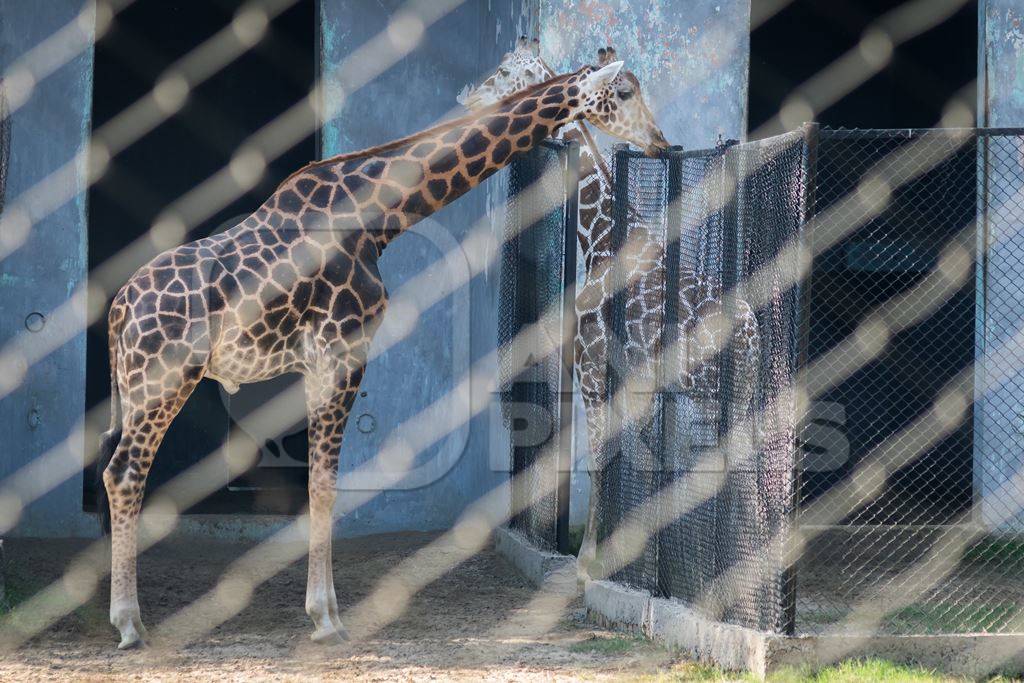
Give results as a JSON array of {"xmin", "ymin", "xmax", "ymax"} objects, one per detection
[
  {"xmin": 324, "ymin": 535, "xmax": 344, "ymax": 633},
  {"xmin": 304, "ymin": 369, "xmax": 356, "ymax": 644}
]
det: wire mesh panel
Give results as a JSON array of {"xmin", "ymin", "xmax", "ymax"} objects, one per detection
[
  {"xmin": 658, "ymin": 146, "xmax": 732, "ymax": 614},
  {"xmin": 498, "ymin": 140, "xmax": 578, "ymax": 552},
  {"xmin": 732, "ymin": 131, "xmax": 811, "ymax": 632},
  {"xmin": 793, "ymin": 128, "xmax": 1024, "ymax": 636}
]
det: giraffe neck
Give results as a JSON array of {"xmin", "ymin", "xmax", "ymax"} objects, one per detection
[{"xmin": 270, "ymin": 70, "xmax": 588, "ymax": 252}]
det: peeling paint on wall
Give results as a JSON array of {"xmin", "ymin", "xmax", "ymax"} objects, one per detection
[
  {"xmin": 982, "ymin": 1, "xmax": 1024, "ymax": 126},
  {"xmin": 539, "ymin": 0, "xmax": 750, "ymax": 150}
]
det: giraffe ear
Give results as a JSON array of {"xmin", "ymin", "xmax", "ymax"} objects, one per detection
[
  {"xmin": 530, "ymin": 37, "xmax": 540, "ymax": 56},
  {"xmin": 587, "ymin": 60, "xmax": 623, "ymax": 89}
]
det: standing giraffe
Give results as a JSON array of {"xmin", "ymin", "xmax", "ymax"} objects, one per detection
[
  {"xmin": 462, "ymin": 42, "xmax": 762, "ymax": 577},
  {"xmin": 97, "ymin": 58, "xmax": 669, "ymax": 649}
]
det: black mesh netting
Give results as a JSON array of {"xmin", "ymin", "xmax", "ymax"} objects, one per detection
[
  {"xmin": 498, "ymin": 140, "xmax": 577, "ymax": 551},
  {"xmin": 595, "ymin": 133, "xmax": 808, "ymax": 632}
]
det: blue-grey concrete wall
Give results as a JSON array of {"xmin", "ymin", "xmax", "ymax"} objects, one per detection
[
  {"xmin": 319, "ymin": 0, "xmax": 534, "ymax": 536},
  {"xmin": 975, "ymin": 0, "xmax": 1024, "ymax": 532},
  {"xmin": 0, "ymin": 0, "xmax": 96, "ymax": 536},
  {"xmin": 539, "ymin": 0, "xmax": 751, "ymax": 150}
]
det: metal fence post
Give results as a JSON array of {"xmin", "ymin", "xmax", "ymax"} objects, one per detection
[
  {"xmin": 781, "ymin": 121, "xmax": 819, "ymax": 636},
  {"xmin": 599, "ymin": 143, "xmax": 631, "ymax": 577},
  {"xmin": 657, "ymin": 146, "xmax": 685, "ymax": 597},
  {"xmin": 556, "ymin": 140, "xmax": 580, "ymax": 555}
]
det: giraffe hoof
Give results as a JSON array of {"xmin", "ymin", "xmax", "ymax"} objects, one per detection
[
  {"xmin": 311, "ymin": 625, "xmax": 349, "ymax": 644},
  {"xmin": 112, "ymin": 608, "xmax": 148, "ymax": 650},
  {"xmin": 116, "ymin": 631, "xmax": 147, "ymax": 650}
]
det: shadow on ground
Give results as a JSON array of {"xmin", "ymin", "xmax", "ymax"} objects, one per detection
[{"xmin": 0, "ymin": 531, "xmax": 687, "ymax": 681}]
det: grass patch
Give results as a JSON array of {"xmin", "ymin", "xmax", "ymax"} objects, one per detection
[
  {"xmin": 568, "ymin": 524, "xmax": 586, "ymax": 557},
  {"xmin": 884, "ymin": 603, "xmax": 1024, "ymax": 634},
  {"xmin": 769, "ymin": 659, "xmax": 964, "ymax": 682},
  {"xmin": 0, "ymin": 553, "xmax": 107, "ymax": 637},
  {"xmin": 570, "ymin": 634, "xmax": 647, "ymax": 655},
  {"xmin": 963, "ymin": 539, "xmax": 1024, "ymax": 567}
]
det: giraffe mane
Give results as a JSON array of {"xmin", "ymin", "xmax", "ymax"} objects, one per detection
[{"xmin": 281, "ymin": 67, "xmax": 591, "ymax": 188}]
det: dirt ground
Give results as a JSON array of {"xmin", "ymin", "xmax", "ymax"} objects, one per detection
[{"xmin": 0, "ymin": 531, "xmax": 694, "ymax": 682}]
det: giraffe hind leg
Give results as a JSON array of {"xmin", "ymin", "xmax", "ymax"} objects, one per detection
[
  {"xmin": 103, "ymin": 362, "xmax": 202, "ymax": 649},
  {"xmin": 304, "ymin": 363, "xmax": 361, "ymax": 644}
]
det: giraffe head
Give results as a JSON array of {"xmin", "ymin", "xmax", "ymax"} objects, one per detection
[
  {"xmin": 577, "ymin": 46, "xmax": 669, "ymax": 157},
  {"xmin": 462, "ymin": 42, "xmax": 669, "ymax": 157},
  {"xmin": 458, "ymin": 36, "xmax": 546, "ymax": 110}
]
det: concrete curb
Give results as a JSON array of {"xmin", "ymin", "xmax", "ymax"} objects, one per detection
[
  {"xmin": 493, "ymin": 527, "xmax": 578, "ymax": 595},
  {"xmin": 584, "ymin": 579, "xmax": 1024, "ymax": 679},
  {"xmin": 585, "ymin": 579, "xmax": 770, "ymax": 672}
]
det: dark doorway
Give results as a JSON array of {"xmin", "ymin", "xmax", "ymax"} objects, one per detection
[
  {"xmin": 748, "ymin": 0, "xmax": 978, "ymax": 131},
  {"xmin": 85, "ymin": 0, "xmax": 317, "ymax": 513},
  {"xmin": 749, "ymin": 2, "xmax": 979, "ymax": 523}
]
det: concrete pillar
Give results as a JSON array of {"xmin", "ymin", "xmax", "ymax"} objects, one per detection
[
  {"xmin": 976, "ymin": 0, "xmax": 1024, "ymax": 532},
  {"xmin": 0, "ymin": 0, "xmax": 96, "ymax": 536},
  {"xmin": 536, "ymin": 0, "xmax": 752, "ymax": 529},
  {"xmin": 318, "ymin": 0, "xmax": 533, "ymax": 535}
]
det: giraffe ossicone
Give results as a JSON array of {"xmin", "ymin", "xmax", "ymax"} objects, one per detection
[{"xmin": 97, "ymin": 55, "xmax": 667, "ymax": 650}]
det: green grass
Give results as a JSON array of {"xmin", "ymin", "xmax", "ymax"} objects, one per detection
[
  {"xmin": 963, "ymin": 539, "xmax": 1024, "ymax": 567},
  {"xmin": 885, "ymin": 603, "xmax": 1024, "ymax": 634},
  {"xmin": 610, "ymin": 659, "xmax": 958, "ymax": 682},
  {"xmin": 568, "ymin": 524, "xmax": 586, "ymax": 557},
  {"xmin": 563, "ymin": 634, "xmax": 1014, "ymax": 682},
  {"xmin": 768, "ymin": 659, "xmax": 966, "ymax": 682},
  {"xmin": 570, "ymin": 634, "xmax": 649, "ymax": 655},
  {"xmin": 0, "ymin": 554, "xmax": 107, "ymax": 637}
]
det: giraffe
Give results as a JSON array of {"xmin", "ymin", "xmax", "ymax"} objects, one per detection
[
  {"xmin": 96, "ymin": 58, "xmax": 667, "ymax": 650},
  {"xmin": 462, "ymin": 42, "xmax": 762, "ymax": 578}
]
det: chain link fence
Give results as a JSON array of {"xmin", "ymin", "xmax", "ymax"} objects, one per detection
[
  {"xmin": 498, "ymin": 139, "xmax": 579, "ymax": 553},
  {"xmin": 585, "ymin": 126, "xmax": 1024, "ymax": 637}
]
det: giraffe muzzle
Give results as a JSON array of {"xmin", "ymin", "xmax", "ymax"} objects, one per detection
[{"xmin": 644, "ymin": 128, "xmax": 671, "ymax": 157}]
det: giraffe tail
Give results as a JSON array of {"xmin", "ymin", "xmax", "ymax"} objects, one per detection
[{"xmin": 96, "ymin": 293, "xmax": 126, "ymax": 534}]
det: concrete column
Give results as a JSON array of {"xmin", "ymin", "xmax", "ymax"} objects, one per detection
[
  {"xmin": 0, "ymin": 0, "xmax": 96, "ymax": 536},
  {"xmin": 318, "ymin": 0, "xmax": 533, "ymax": 536},
  {"xmin": 536, "ymin": 0, "xmax": 752, "ymax": 529},
  {"xmin": 976, "ymin": 0, "xmax": 1024, "ymax": 533}
]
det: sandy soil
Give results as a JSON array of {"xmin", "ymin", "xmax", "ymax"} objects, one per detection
[{"xmin": 0, "ymin": 531, "xmax": 690, "ymax": 681}]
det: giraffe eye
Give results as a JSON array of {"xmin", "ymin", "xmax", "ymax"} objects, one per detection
[
  {"xmin": 617, "ymin": 89, "xmax": 634, "ymax": 101},
  {"xmin": 498, "ymin": 67, "xmax": 510, "ymax": 77}
]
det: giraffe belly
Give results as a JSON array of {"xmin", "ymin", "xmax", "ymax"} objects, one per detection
[{"xmin": 206, "ymin": 341, "xmax": 304, "ymax": 395}]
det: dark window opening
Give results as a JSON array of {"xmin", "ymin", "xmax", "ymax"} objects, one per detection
[
  {"xmin": 750, "ymin": 1, "xmax": 978, "ymax": 523},
  {"xmin": 749, "ymin": 0, "xmax": 977, "ymax": 131},
  {"xmin": 85, "ymin": 0, "xmax": 317, "ymax": 513}
]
